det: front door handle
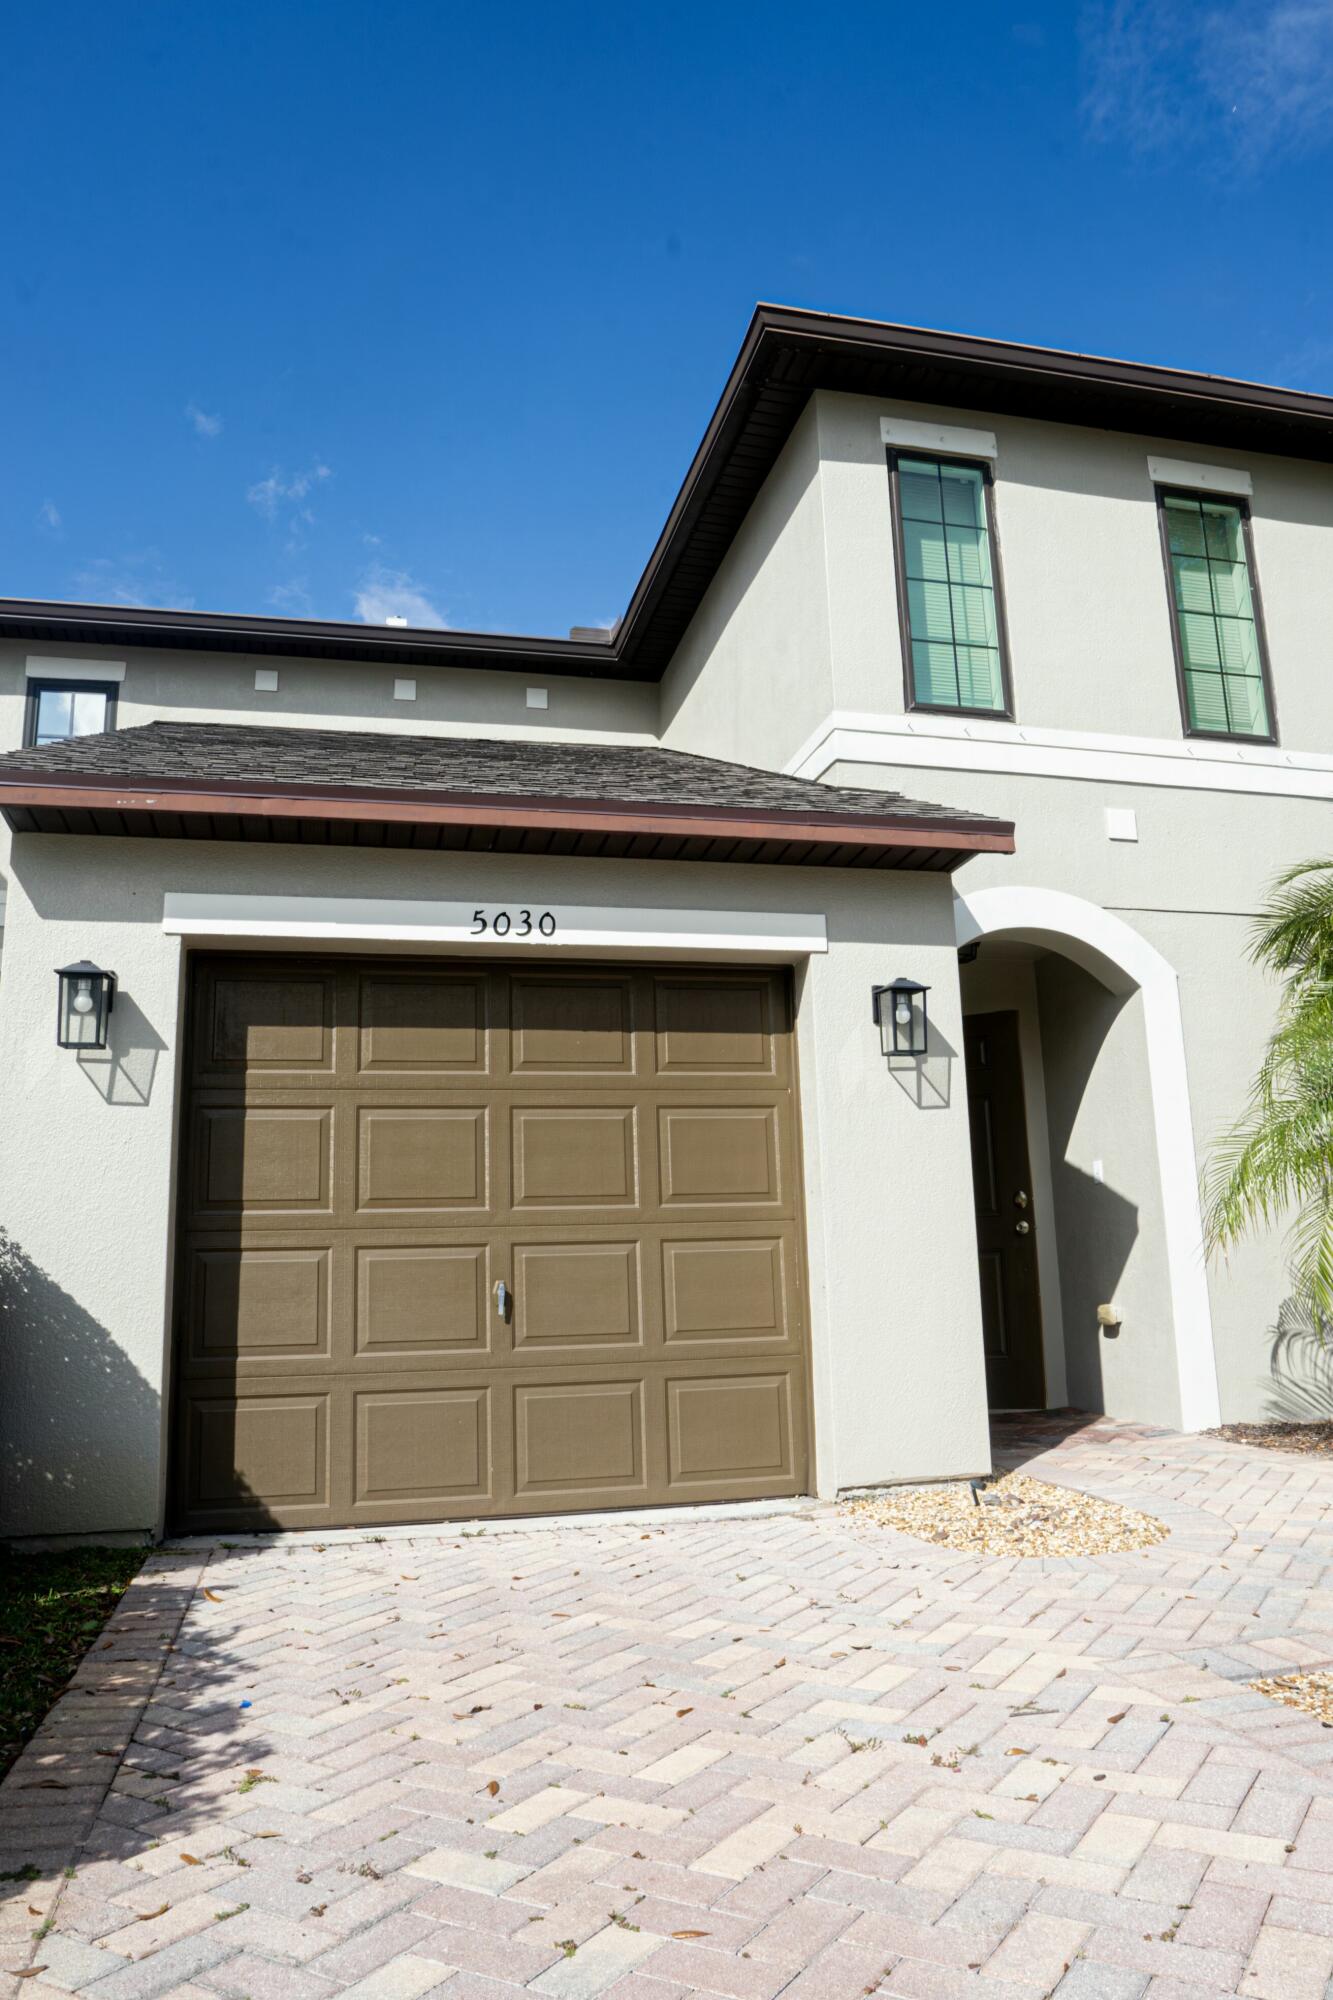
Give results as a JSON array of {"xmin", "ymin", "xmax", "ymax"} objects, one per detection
[
  {"xmin": 495, "ymin": 1280, "xmax": 511, "ymax": 1319},
  {"xmin": 1014, "ymin": 1220, "xmax": 1031, "ymax": 1235},
  {"xmin": 1013, "ymin": 1190, "xmax": 1029, "ymax": 1209}
]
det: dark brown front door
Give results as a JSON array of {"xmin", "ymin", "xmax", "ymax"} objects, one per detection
[
  {"xmin": 963, "ymin": 1010, "xmax": 1044, "ymax": 1409},
  {"xmin": 171, "ymin": 955, "xmax": 811, "ymax": 1532}
]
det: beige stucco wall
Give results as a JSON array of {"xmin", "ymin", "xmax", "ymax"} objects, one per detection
[
  {"xmin": 0, "ymin": 834, "xmax": 990, "ymax": 1538},
  {"xmin": 812, "ymin": 389, "xmax": 1333, "ymax": 751},
  {"xmin": 659, "ymin": 400, "xmax": 834, "ymax": 765},
  {"xmin": 838, "ymin": 760, "xmax": 1324, "ymax": 1426}
]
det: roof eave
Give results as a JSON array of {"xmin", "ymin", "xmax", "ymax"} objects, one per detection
[
  {"xmin": 0, "ymin": 773, "xmax": 1015, "ymax": 871},
  {"xmin": 0, "ymin": 598, "xmax": 629, "ymax": 679}
]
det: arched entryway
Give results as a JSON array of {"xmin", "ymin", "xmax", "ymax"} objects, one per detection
[{"xmin": 954, "ymin": 886, "xmax": 1219, "ymax": 1433}]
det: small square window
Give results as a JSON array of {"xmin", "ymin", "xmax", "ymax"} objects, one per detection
[{"xmin": 25, "ymin": 679, "xmax": 119, "ymax": 748}]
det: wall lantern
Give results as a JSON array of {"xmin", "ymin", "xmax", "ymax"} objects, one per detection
[
  {"xmin": 872, "ymin": 977, "xmax": 930, "ymax": 1058},
  {"xmin": 56, "ymin": 961, "xmax": 116, "ymax": 1050}
]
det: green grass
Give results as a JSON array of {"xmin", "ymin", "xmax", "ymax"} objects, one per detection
[{"xmin": 0, "ymin": 1547, "xmax": 142, "ymax": 1780}]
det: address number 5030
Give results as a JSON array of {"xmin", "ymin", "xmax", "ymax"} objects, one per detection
[{"xmin": 470, "ymin": 908, "xmax": 557, "ymax": 937}]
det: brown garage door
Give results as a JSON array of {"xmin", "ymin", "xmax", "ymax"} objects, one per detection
[{"xmin": 172, "ymin": 956, "xmax": 811, "ymax": 1531}]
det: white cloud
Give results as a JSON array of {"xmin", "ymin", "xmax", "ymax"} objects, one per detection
[
  {"xmin": 246, "ymin": 461, "xmax": 332, "ymax": 522},
  {"xmin": 1081, "ymin": 1, "xmax": 1333, "ymax": 163},
  {"xmin": 186, "ymin": 401, "xmax": 223, "ymax": 439},
  {"xmin": 72, "ymin": 552, "xmax": 194, "ymax": 609},
  {"xmin": 36, "ymin": 499, "xmax": 62, "ymax": 534},
  {"xmin": 269, "ymin": 578, "xmax": 313, "ymax": 615},
  {"xmin": 353, "ymin": 562, "xmax": 446, "ymax": 629}
]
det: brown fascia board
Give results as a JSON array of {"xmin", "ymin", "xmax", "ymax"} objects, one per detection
[
  {"xmin": 0, "ymin": 770, "xmax": 1015, "ymax": 856},
  {"xmin": 0, "ymin": 597, "xmax": 622, "ymax": 678},
  {"xmin": 5, "ymin": 306, "xmax": 1330, "ymax": 684}
]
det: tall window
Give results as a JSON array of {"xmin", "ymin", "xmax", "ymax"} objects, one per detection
[
  {"xmin": 24, "ymin": 679, "xmax": 118, "ymax": 748},
  {"xmin": 1158, "ymin": 490, "xmax": 1274, "ymax": 741},
  {"xmin": 890, "ymin": 452, "xmax": 1011, "ymax": 716}
]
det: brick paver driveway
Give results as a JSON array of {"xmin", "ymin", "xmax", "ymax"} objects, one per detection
[{"xmin": 10, "ymin": 1417, "xmax": 1333, "ymax": 2000}]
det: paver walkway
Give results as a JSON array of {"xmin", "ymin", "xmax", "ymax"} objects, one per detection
[{"xmin": 10, "ymin": 1417, "xmax": 1333, "ymax": 2000}]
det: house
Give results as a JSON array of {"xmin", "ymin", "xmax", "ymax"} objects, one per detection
[{"xmin": 1, "ymin": 306, "xmax": 1328, "ymax": 1542}]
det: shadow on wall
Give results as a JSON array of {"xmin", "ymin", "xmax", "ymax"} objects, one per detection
[
  {"xmin": 1053, "ymin": 1164, "xmax": 1139, "ymax": 1415},
  {"xmin": 1265, "ymin": 1294, "xmax": 1333, "ymax": 1421},
  {"xmin": 887, "ymin": 1021, "xmax": 957, "ymax": 1111},
  {"xmin": 76, "ymin": 991, "xmax": 167, "ymax": 1107},
  {"xmin": 0, "ymin": 1228, "xmax": 162, "ymax": 1539}
]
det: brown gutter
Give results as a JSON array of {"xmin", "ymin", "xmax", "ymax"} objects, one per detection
[{"xmin": 0, "ymin": 776, "xmax": 1015, "ymax": 855}]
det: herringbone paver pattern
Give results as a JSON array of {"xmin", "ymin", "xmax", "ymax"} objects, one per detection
[{"xmin": 11, "ymin": 1418, "xmax": 1333, "ymax": 1998}]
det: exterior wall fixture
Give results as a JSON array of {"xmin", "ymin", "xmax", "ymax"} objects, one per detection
[
  {"xmin": 56, "ymin": 961, "xmax": 116, "ymax": 1049},
  {"xmin": 872, "ymin": 977, "xmax": 930, "ymax": 1057}
]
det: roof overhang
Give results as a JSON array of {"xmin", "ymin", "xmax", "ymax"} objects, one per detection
[
  {"xmin": 0, "ymin": 768, "xmax": 1014, "ymax": 872},
  {"xmin": 3, "ymin": 306, "xmax": 1331, "ymax": 684}
]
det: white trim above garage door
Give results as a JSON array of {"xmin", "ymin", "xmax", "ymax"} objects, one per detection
[{"xmin": 162, "ymin": 892, "xmax": 828, "ymax": 959}]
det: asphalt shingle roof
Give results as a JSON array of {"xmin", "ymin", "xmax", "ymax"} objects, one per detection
[{"xmin": 0, "ymin": 720, "xmax": 1007, "ymax": 835}]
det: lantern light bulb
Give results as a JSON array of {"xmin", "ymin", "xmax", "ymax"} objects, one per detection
[
  {"xmin": 71, "ymin": 980, "xmax": 94, "ymax": 1016},
  {"xmin": 894, "ymin": 1000, "xmax": 911, "ymax": 1027}
]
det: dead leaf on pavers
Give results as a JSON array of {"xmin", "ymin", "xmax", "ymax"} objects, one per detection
[
  {"xmin": 486, "ymin": 1780, "xmax": 500, "ymax": 1797},
  {"xmin": 1107, "ymin": 1712, "xmax": 1127, "ymax": 1724},
  {"xmin": 21, "ymin": 1780, "xmax": 68, "ymax": 1790},
  {"xmin": 9, "ymin": 1967, "xmax": 47, "ymax": 1979},
  {"xmin": 453, "ymin": 1705, "xmax": 490, "ymax": 1718},
  {"xmin": 180, "ymin": 1855, "xmax": 201, "ymax": 1866},
  {"xmin": 672, "ymin": 1930, "xmax": 710, "ymax": 1938},
  {"xmin": 203, "ymin": 1589, "xmax": 223, "ymax": 1602},
  {"xmin": 25, "ymin": 1909, "xmax": 40, "ymax": 1918},
  {"xmin": 1006, "ymin": 1748, "xmax": 1029, "ymax": 1756},
  {"xmin": 401, "ymin": 1575, "xmax": 417, "ymax": 1581},
  {"xmin": 137, "ymin": 1905, "xmax": 169, "ymax": 1921},
  {"xmin": 676, "ymin": 1708, "xmax": 693, "ymax": 1718}
]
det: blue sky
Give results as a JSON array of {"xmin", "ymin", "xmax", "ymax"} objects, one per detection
[{"xmin": 3, "ymin": 1, "xmax": 1332, "ymax": 639}]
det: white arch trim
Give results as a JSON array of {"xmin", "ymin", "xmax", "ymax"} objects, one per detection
[{"xmin": 954, "ymin": 885, "xmax": 1221, "ymax": 1433}]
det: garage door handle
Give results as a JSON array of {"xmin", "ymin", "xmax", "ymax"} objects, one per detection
[{"xmin": 495, "ymin": 1280, "xmax": 511, "ymax": 1320}]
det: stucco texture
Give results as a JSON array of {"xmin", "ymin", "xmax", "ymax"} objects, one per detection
[
  {"xmin": 0, "ymin": 835, "xmax": 990, "ymax": 1538},
  {"xmin": 845, "ymin": 759, "xmax": 1327, "ymax": 1431}
]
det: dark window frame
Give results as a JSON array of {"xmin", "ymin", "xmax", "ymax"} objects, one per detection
[
  {"xmin": 23, "ymin": 677, "xmax": 120, "ymax": 749},
  {"xmin": 887, "ymin": 446, "xmax": 1016, "ymax": 722},
  {"xmin": 1154, "ymin": 485, "xmax": 1278, "ymax": 747}
]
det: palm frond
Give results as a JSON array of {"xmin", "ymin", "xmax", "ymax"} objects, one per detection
[
  {"xmin": 1250, "ymin": 859, "xmax": 1333, "ymax": 982},
  {"xmin": 1205, "ymin": 855, "xmax": 1333, "ymax": 1326}
]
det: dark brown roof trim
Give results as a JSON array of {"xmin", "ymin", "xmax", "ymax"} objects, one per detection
[
  {"xmin": 8, "ymin": 307, "xmax": 1327, "ymax": 683},
  {"xmin": 0, "ymin": 772, "xmax": 1013, "ymax": 872},
  {"xmin": 0, "ymin": 598, "xmax": 618, "ymax": 677}
]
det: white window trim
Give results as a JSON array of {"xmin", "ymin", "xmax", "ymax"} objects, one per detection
[
  {"xmin": 1147, "ymin": 455, "xmax": 1253, "ymax": 497},
  {"xmin": 784, "ymin": 709, "xmax": 1333, "ymax": 803},
  {"xmin": 26, "ymin": 657, "xmax": 126, "ymax": 684},
  {"xmin": 161, "ymin": 893, "xmax": 828, "ymax": 959},
  {"xmin": 880, "ymin": 416, "xmax": 998, "ymax": 461}
]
